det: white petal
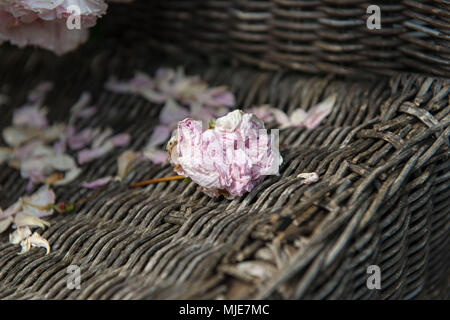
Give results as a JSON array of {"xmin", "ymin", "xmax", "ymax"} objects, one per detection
[
  {"xmin": 19, "ymin": 237, "xmax": 31, "ymax": 255},
  {"xmin": 21, "ymin": 185, "xmax": 55, "ymax": 217},
  {"xmin": 297, "ymin": 172, "xmax": 319, "ymax": 184},
  {"xmin": 9, "ymin": 226, "xmax": 32, "ymax": 245},
  {"xmin": 14, "ymin": 214, "xmax": 51, "ymax": 229},
  {"xmin": 30, "ymin": 232, "xmax": 50, "ymax": 255},
  {"xmin": 289, "ymin": 108, "xmax": 308, "ymax": 126},
  {"xmin": 117, "ymin": 150, "xmax": 139, "ymax": 181},
  {"xmin": 52, "ymin": 167, "xmax": 82, "ymax": 186},
  {"xmin": 214, "ymin": 109, "xmax": 243, "ymax": 133},
  {"xmin": 2, "ymin": 126, "xmax": 39, "ymax": 147},
  {"xmin": 304, "ymin": 94, "xmax": 337, "ymax": 129}
]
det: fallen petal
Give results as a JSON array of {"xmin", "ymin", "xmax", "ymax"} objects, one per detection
[
  {"xmin": 82, "ymin": 176, "xmax": 113, "ymax": 189},
  {"xmin": 110, "ymin": 133, "xmax": 131, "ymax": 147},
  {"xmin": 146, "ymin": 125, "xmax": 171, "ymax": 149},
  {"xmin": 289, "ymin": 108, "xmax": 308, "ymax": 126},
  {"xmin": 297, "ymin": 172, "xmax": 319, "ymax": 184},
  {"xmin": 9, "ymin": 226, "xmax": 32, "ymax": 244},
  {"xmin": 159, "ymin": 98, "xmax": 190, "ymax": 125},
  {"xmin": 53, "ymin": 167, "xmax": 82, "ymax": 186},
  {"xmin": 143, "ymin": 148, "xmax": 168, "ymax": 164},
  {"xmin": 30, "ymin": 232, "xmax": 50, "ymax": 255},
  {"xmin": 117, "ymin": 150, "xmax": 139, "ymax": 181},
  {"xmin": 2, "ymin": 126, "xmax": 40, "ymax": 147},
  {"xmin": 304, "ymin": 94, "xmax": 337, "ymax": 129},
  {"xmin": 14, "ymin": 213, "xmax": 51, "ymax": 229},
  {"xmin": 13, "ymin": 105, "xmax": 48, "ymax": 129},
  {"xmin": 18, "ymin": 237, "xmax": 31, "ymax": 255},
  {"xmin": 0, "ymin": 200, "xmax": 22, "ymax": 220}
]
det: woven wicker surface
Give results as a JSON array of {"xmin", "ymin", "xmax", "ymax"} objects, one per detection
[
  {"xmin": 119, "ymin": 0, "xmax": 450, "ymax": 78},
  {"xmin": 0, "ymin": 43, "xmax": 449, "ymax": 299}
]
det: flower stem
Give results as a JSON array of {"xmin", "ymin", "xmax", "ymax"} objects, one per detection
[{"xmin": 129, "ymin": 175, "xmax": 185, "ymax": 188}]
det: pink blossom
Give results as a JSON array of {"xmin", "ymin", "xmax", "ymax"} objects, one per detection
[
  {"xmin": 82, "ymin": 176, "xmax": 112, "ymax": 189},
  {"xmin": 167, "ymin": 110, "xmax": 283, "ymax": 199}
]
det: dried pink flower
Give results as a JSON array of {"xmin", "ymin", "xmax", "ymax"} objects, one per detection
[{"xmin": 167, "ymin": 110, "xmax": 283, "ymax": 199}]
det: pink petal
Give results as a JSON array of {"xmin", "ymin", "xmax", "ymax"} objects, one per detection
[
  {"xmin": 159, "ymin": 98, "xmax": 190, "ymax": 125},
  {"xmin": 68, "ymin": 128, "xmax": 94, "ymax": 150},
  {"xmin": 270, "ymin": 108, "xmax": 291, "ymax": 127},
  {"xmin": 76, "ymin": 106, "xmax": 97, "ymax": 119},
  {"xmin": 13, "ymin": 105, "xmax": 48, "ymax": 129},
  {"xmin": 143, "ymin": 148, "xmax": 168, "ymax": 164},
  {"xmin": 82, "ymin": 176, "xmax": 112, "ymax": 189},
  {"xmin": 110, "ymin": 133, "xmax": 131, "ymax": 147},
  {"xmin": 199, "ymin": 86, "xmax": 235, "ymax": 108},
  {"xmin": 22, "ymin": 185, "xmax": 56, "ymax": 217},
  {"xmin": 147, "ymin": 125, "xmax": 171, "ymax": 148},
  {"xmin": 289, "ymin": 108, "xmax": 308, "ymax": 127},
  {"xmin": 303, "ymin": 94, "xmax": 337, "ymax": 129},
  {"xmin": 77, "ymin": 141, "xmax": 114, "ymax": 164}
]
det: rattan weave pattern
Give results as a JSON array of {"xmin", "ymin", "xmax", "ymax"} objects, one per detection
[
  {"xmin": 120, "ymin": 0, "xmax": 450, "ymax": 77},
  {"xmin": 0, "ymin": 44, "xmax": 448, "ymax": 299}
]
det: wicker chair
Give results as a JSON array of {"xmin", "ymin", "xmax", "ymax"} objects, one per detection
[{"xmin": 0, "ymin": 0, "xmax": 448, "ymax": 299}]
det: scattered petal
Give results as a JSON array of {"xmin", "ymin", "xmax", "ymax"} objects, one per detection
[
  {"xmin": 2, "ymin": 126, "xmax": 39, "ymax": 147},
  {"xmin": 303, "ymin": 94, "xmax": 337, "ymax": 129},
  {"xmin": 143, "ymin": 148, "xmax": 168, "ymax": 164},
  {"xmin": 21, "ymin": 185, "xmax": 56, "ymax": 217},
  {"xmin": 91, "ymin": 127, "xmax": 113, "ymax": 148},
  {"xmin": 159, "ymin": 98, "xmax": 190, "ymax": 125},
  {"xmin": 9, "ymin": 226, "xmax": 31, "ymax": 245},
  {"xmin": 146, "ymin": 125, "xmax": 171, "ymax": 149},
  {"xmin": 29, "ymin": 232, "xmax": 50, "ymax": 254},
  {"xmin": 168, "ymin": 110, "xmax": 283, "ymax": 198},
  {"xmin": 110, "ymin": 133, "xmax": 131, "ymax": 147},
  {"xmin": 0, "ymin": 201, "xmax": 21, "ymax": 220},
  {"xmin": 82, "ymin": 176, "xmax": 113, "ymax": 189},
  {"xmin": 52, "ymin": 167, "xmax": 82, "ymax": 186},
  {"xmin": 13, "ymin": 105, "xmax": 48, "ymax": 129},
  {"xmin": 78, "ymin": 140, "xmax": 114, "ymax": 164},
  {"xmin": 117, "ymin": 150, "xmax": 139, "ymax": 181},
  {"xmin": 67, "ymin": 128, "xmax": 95, "ymax": 150},
  {"xmin": 27, "ymin": 82, "xmax": 53, "ymax": 104},
  {"xmin": 18, "ymin": 237, "xmax": 31, "ymax": 255},
  {"xmin": 14, "ymin": 214, "xmax": 50, "ymax": 230},
  {"xmin": 297, "ymin": 172, "xmax": 319, "ymax": 184}
]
